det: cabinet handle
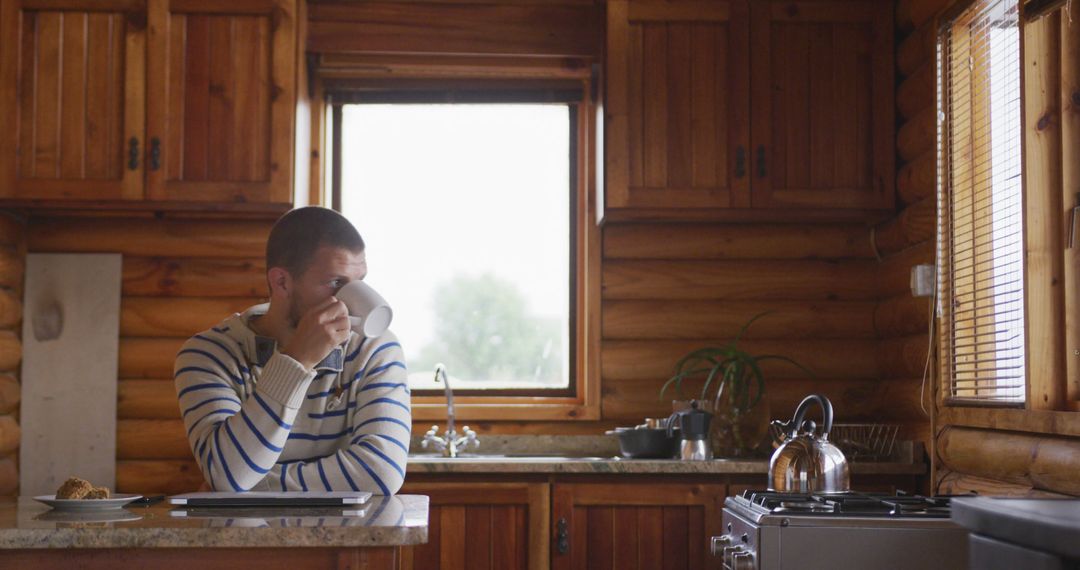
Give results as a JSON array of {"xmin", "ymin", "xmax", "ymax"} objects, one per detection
[
  {"xmin": 756, "ymin": 145, "xmax": 766, "ymax": 178},
  {"xmin": 556, "ymin": 517, "xmax": 569, "ymax": 555},
  {"xmin": 127, "ymin": 137, "xmax": 139, "ymax": 170},
  {"xmin": 735, "ymin": 146, "xmax": 746, "ymax": 179},
  {"xmin": 149, "ymin": 138, "xmax": 161, "ymax": 171}
]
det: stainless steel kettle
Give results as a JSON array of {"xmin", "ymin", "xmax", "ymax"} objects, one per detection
[{"xmin": 768, "ymin": 394, "xmax": 850, "ymax": 493}]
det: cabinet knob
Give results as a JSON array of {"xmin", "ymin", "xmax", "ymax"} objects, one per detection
[
  {"xmin": 756, "ymin": 145, "xmax": 766, "ymax": 178},
  {"xmin": 735, "ymin": 147, "xmax": 746, "ymax": 179},
  {"xmin": 555, "ymin": 517, "xmax": 569, "ymax": 555},
  {"xmin": 127, "ymin": 137, "xmax": 140, "ymax": 171}
]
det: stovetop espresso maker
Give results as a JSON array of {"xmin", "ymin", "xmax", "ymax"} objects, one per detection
[{"xmin": 667, "ymin": 400, "xmax": 713, "ymax": 460}]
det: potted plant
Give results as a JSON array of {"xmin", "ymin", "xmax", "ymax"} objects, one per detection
[{"xmin": 659, "ymin": 313, "xmax": 815, "ymax": 457}]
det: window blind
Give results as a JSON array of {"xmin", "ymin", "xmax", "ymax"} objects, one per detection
[{"xmin": 937, "ymin": 0, "xmax": 1026, "ymax": 404}]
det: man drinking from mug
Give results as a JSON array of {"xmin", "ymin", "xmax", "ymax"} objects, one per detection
[{"xmin": 173, "ymin": 207, "xmax": 410, "ymax": 494}]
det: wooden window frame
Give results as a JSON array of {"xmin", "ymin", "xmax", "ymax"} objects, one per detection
[
  {"xmin": 316, "ymin": 59, "xmax": 601, "ymax": 422},
  {"xmin": 935, "ymin": 1, "xmax": 1080, "ymax": 436}
]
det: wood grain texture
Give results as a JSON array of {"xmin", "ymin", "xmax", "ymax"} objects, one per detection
[
  {"xmin": 117, "ymin": 458, "xmax": 204, "ymax": 494},
  {"xmin": 896, "ymin": 60, "xmax": 934, "ymax": 121},
  {"xmin": 123, "ymin": 257, "xmax": 266, "ymax": 298},
  {"xmin": 872, "ymin": 196, "xmax": 935, "ymax": 256},
  {"xmin": 897, "ymin": 149, "xmax": 935, "ymax": 205},
  {"xmin": 1064, "ymin": 13, "xmax": 1080, "ymax": 408},
  {"xmin": 0, "ymin": 332, "xmax": 21, "ymax": 372},
  {"xmin": 121, "ymin": 296, "xmax": 262, "ymax": 336},
  {"xmin": 0, "ymin": 375, "xmax": 20, "ymax": 415},
  {"xmin": 875, "ymin": 240, "xmax": 934, "ymax": 298},
  {"xmin": 938, "ymin": 426, "xmax": 1080, "ymax": 496},
  {"xmin": 602, "ymin": 300, "xmax": 876, "ymax": 339},
  {"xmin": 552, "ymin": 482, "xmax": 724, "ymax": 570},
  {"xmin": 0, "ymin": 289, "xmax": 22, "ymax": 329},
  {"xmin": 873, "ymin": 294, "xmax": 931, "ymax": 337},
  {"xmin": 602, "ymin": 338, "xmax": 877, "ymax": 379},
  {"xmin": 602, "ymin": 259, "xmax": 878, "ymax": 300},
  {"xmin": 603, "ymin": 223, "xmax": 875, "ymax": 259},
  {"xmin": 28, "ymin": 217, "xmax": 271, "ymax": 257},
  {"xmin": 119, "ymin": 337, "xmax": 185, "ymax": 378},
  {"xmin": 118, "ymin": 379, "xmax": 177, "ymax": 419},
  {"xmin": 897, "ymin": 20, "xmax": 936, "ymax": 77},
  {"xmin": 1024, "ymin": 13, "xmax": 1066, "ymax": 411},
  {"xmin": 876, "ymin": 333, "xmax": 930, "ymax": 380},
  {"xmin": 602, "ymin": 376, "xmax": 925, "ymax": 423},
  {"xmin": 308, "ymin": 2, "xmax": 603, "ymax": 57},
  {"xmin": 937, "ymin": 470, "xmax": 1071, "ymax": 498},
  {"xmin": 897, "ymin": 105, "xmax": 935, "ymax": 161}
]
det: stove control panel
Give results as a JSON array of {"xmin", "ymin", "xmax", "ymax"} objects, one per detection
[{"xmin": 716, "ymin": 509, "xmax": 762, "ymax": 570}]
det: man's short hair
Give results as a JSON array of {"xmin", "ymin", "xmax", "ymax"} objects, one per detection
[{"xmin": 266, "ymin": 207, "xmax": 365, "ymax": 277}]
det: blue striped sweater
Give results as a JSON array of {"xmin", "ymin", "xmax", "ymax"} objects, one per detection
[{"xmin": 174, "ymin": 303, "xmax": 411, "ymax": 495}]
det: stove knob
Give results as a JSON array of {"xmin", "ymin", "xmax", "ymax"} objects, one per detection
[
  {"xmin": 732, "ymin": 551, "xmax": 755, "ymax": 570},
  {"xmin": 710, "ymin": 535, "xmax": 733, "ymax": 557},
  {"xmin": 722, "ymin": 545, "xmax": 744, "ymax": 567}
]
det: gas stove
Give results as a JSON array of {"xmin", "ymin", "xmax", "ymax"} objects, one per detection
[{"xmin": 715, "ymin": 490, "xmax": 969, "ymax": 570}]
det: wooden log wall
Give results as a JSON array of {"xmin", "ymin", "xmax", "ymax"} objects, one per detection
[
  {"xmin": 0, "ymin": 215, "xmax": 23, "ymax": 496},
  {"xmin": 27, "ymin": 216, "xmax": 271, "ymax": 494},
  {"xmin": 895, "ymin": 0, "xmax": 1080, "ymax": 497},
  {"xmin": 601, "ymin": 222, "xmax": 928, "ymax": 436}
]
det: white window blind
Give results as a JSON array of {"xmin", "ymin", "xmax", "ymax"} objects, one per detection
[{"xmin": 937, "ymin": 0, "xmax": 1025, "ymax": 404}]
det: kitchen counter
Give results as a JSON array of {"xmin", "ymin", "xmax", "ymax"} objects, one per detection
[
  {"xmin": 0, "ymin": 495, "xmax": 428, "ymax": 569},
  {"xmin": 406, "ymin": 455, "xmax": 926, "ymax": 475},
  {"xmin": 0, "ymin": 495, "xmax": 427, "ymax": 549}
]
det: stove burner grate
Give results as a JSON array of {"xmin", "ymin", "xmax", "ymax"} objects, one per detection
[{"xmin": 740, "ymin": 490, "xmax": 955, "ymax": 518}]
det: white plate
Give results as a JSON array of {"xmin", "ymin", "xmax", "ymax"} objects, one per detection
[{"xmin": 33, "ymin": 494, "xmax": 142, "ymax": 511}]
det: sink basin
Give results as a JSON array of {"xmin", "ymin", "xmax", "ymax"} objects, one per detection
[{"xmin": 408, "ymin": 453, "xmax": 614, "ymax": 462}]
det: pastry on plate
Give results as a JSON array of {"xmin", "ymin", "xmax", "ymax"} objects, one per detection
[{"xmin": 55, "ymin": 477, "xmax": 94, "ymax": 500}]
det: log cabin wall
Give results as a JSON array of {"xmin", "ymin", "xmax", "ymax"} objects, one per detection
[
  {"xmin": 0, "ymin": 214, "xmax": 23, "ymax": 496},
  {"xmin": 870, "ymin": 0, "xmax": 944, "ymax": 458},
  {"xmin": 26, "ymin": 215, "xmax": 273, "ymax": 494},
  {"xmin": 892, "ymin": 0, "xmax": 1080, "ymax": 498}
]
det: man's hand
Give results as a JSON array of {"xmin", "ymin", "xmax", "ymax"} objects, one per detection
[{"xmin": 280, "ymin": 296, "xmax": 351, "ymax": 370}]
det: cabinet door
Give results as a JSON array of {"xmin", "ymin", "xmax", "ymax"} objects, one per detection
[
  {"xmin": 397, "ymin": 481, "xmax": 549, "ymax": 570},
  {"xmin": 750, "ymin": 1, "xmax": 894, "ymax": 209},
  {"xmin": 606, "ymin": 0, "xmax": 750, "ymax": 210},
  {"xmin": 146, "ymin": 0, "xmax": 294, "ymax": 203},
  {"xmin": 552, "ymin": 482, "xmax": 727, "ymax": 570},
  {"xmin": 0, "ymin": 0, "xmax": 146, "ymax": 200}
]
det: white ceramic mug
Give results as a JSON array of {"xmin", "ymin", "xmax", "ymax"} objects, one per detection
[{"xmin": 335, "ymin": 280, "xmax": 393, "ymax": 338}]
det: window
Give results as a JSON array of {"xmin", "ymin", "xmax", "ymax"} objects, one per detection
[
  {"xmin": 334, "ymin": 92, "xmax": 579, "ymax": 396},
  {"xmin": 937, "ymin": 0, "xmax": 1025, "ymax": 404}
]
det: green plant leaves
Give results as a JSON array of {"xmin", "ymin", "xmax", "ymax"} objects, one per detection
[{"xmin": 660, "ymin": 312, "xmax": 812, "ymax": 412}]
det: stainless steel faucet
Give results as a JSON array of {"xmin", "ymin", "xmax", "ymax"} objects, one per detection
[{"xmin": 420, "ymin": 363, "xmax": 479, "ymax": 457}]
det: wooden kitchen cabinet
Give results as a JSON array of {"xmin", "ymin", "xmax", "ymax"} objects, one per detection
[
  {"xmin": 749, "ymin": 0, "xmax": 893, "ymax": 210},
  {"xmin": 0, "ymin": 0, "xmax": 146, "ymax": 201},
  {"xmin": 604, "ymin": 0, "xmax": 893, "ymax": 214},
  {"xmin": 605, "ymin": 0, "xmax": 750, "ymax": 210},
  {"xmin": 398, "ymin": 481, "xmax": 549, "ymax": 570},
  {"xmin": 551, "ymin": 482, "xmax": 727, "ymax": 570},
  {"xmin": 0, "ymin": 0, "xmax": 296, "ymax": 206}
]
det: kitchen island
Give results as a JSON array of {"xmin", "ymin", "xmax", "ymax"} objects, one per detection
[{"xmin": 0, "ymin": 494, "xmax": 428, "ymax": 569}]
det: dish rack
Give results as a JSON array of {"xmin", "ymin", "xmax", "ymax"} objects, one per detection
[{"xmin": 770, "ymin": 423, "xmax": 900, "ymax": 461}]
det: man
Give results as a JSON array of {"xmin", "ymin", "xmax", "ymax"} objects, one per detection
[{"xmin": 174, "ymin": 207, "xmax": 410, "ymax": 494}]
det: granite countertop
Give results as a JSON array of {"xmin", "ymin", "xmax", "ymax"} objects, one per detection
[
  {"xmin": 0, "ymin": 495, "xmax": 428, "ymax": 549},
  {"xmin": 406, "ymin": 435, "xmax": 927, "ymax": 475},
  {"xmin": 406, "ymin": 455, "xmax": 926, "ymax": 475}
]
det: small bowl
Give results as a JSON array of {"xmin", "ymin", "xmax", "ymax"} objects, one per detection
[{"xmin": 606, "ymin": 427, "xmax": 679, "ymax": 459}]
